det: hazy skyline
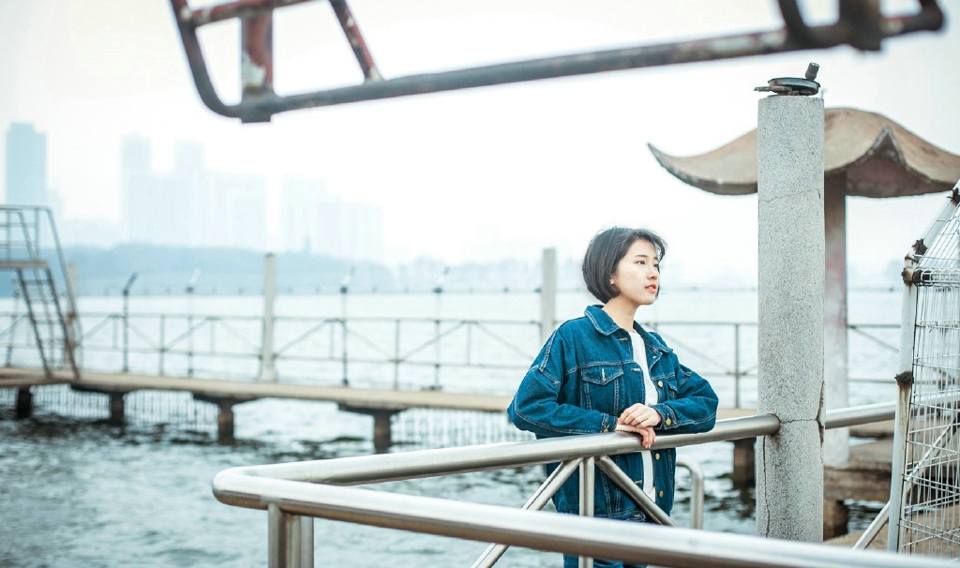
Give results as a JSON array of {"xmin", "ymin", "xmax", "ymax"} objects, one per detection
[{"xmin": 2, "ymin": 0, "xmax": 959, "ymax": 283}]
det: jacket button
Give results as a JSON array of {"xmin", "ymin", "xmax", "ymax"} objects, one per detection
[
  {"xmin": 657, "ymin": 380, "xmax": 663, "ymax": 388},
  {"xmin": 658, "ymin": 490, "xmax": 664, "ymax": 498},
  {"xmin": 665, "ymin": 418, "xmax": 672, "ymax": 426},
  {"xmin": 654, "ymin": 453, "xmax": 660, "ymax": 460}
]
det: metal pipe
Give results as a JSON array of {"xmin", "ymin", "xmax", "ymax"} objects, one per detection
[
  {"xmin": 677, "ymin": 458, "xmax": 704, "ymax": 530},
  {"xmin": 472, "ymin": 459, "xmax": 582, "ymax": 568},
  {"xmin": 268, "ymin": 503, "xmax": 286, "ymax": 568},
  {"xmin": 596, "ymin": 456, "xmax": 676, "ymax": 527},
  {"xmin": 887, "ymin": 249, "xmax": 920, "ymax": 551},
  {"xmin": 216, "ymin": 414, "xmax": 781, "ymax": 489},
  {"xmin": 220, "ymin": 475, "xmax": 953, "ymax": 568},
  {"xmin": 167, "ymin": 0, "xmax": 945, "ymax": 122},
  {"xmin": 579, "ymin": 457, "xmax": 596, "ymax": 568},
  {"xmin": 328, "ymin": 0, "xmax": 381, "ymax": 81}
]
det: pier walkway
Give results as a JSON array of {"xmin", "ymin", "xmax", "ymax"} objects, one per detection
[{"xmin": 0, "ymin": 366, "xmax": 756, "ymax": 447}]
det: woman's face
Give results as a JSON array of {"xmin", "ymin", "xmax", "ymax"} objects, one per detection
[{"xmin": 609, "ymin": 239, "xmax": 660, "ymax": 308}]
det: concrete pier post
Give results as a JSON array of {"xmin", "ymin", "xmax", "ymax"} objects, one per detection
[
  {"xmin": 16, "ymin": 387, "xmax": 32, "ymax": 418},
  {"xmin": 731, "ymin": 438, "xmax": 756, "ymax": 486},
  {"xmin": 823, "ymin": 174, "xmax": 851, "ymax": 538},
  {"xmin": 824, "ymin": 175, "xmax": 850, "ymax": 466},
  {"xmin": 259, "ymin": 253, "xmax": 277, "ymax": 382},
  {"xmin": 756, "ymin": 94, "xmax": 825, "ymax": 542},
  {"xmin": 109, "ymin": 392, "xmax": 125, "ymax": 424},
  {"xmin": 540, "ymin": 248, "xmax": 557, "ymax": 344},
  {"xmin": 217, "ymin": 400, "xmax": 236, "ymax": 442}
]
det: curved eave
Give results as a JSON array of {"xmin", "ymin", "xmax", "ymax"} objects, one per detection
[{"xmin": 650, "ymin": 107, "xmax": 960, "ymax": 197}]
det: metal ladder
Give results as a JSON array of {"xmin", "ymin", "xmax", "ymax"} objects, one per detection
[{"xmin": 0, "ymin": 207, "xmax": 81, "ymax": 380}]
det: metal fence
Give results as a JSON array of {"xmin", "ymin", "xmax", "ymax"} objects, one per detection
[
  {"xmin": 889, "ymin": 189, "xmax": 960, "ymax": 557},
  {"xmin": 0, "ymin": 307, "xmax": 901, "ymax": 408}
]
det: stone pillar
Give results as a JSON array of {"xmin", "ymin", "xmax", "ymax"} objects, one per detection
[
  {"xmin": 756, "ymin": 94, "xmax": 825, "ymax": 542},
  {"xmin": 823, "ymin": 174, "xmax": 851, "ymax": 539},
  {"xmin": 823, "ymin": 174, "xmax": 850, "ymax": 467}
]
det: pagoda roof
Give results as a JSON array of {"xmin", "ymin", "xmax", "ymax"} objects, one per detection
[{"xmin": 648, "ymin": 107, "xmax": 960, "ymax": 197}]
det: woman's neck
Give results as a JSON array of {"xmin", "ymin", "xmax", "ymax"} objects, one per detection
[{"xmin": 602, "ymin": 298, "xmax": 638, "ymax": 331}]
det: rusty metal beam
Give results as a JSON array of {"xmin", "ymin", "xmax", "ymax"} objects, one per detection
[
  {"xmin": 168, "ymin": 0, "xmax": 945, "ymax": 123},
  {"xmin": 329, "ymin": 0, "xmax": 381, "ymax": 81}
]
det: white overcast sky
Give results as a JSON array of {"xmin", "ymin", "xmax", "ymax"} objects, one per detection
[{"xmin": 1, "ymin": 0, "xmax": 959, "ymax": 283}]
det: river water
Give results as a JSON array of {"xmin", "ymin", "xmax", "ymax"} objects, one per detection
[{"xmin": 0, "ymin": 289, "xmax": 902, "ymax": 567}]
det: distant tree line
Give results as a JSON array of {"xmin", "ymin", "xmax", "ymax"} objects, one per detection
[{"xmin": 0, "ymin": 244, "xmax": 571, "ymax": 297}]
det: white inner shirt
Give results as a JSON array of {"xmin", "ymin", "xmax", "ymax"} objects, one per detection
[{"xmin": 631, "ymin": 331, "xmax": 659, "ymax": 499}]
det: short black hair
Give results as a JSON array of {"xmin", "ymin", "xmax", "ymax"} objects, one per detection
[{"xmin": 582, "ymin": 227, "xmax": 667, "ymax": 303}]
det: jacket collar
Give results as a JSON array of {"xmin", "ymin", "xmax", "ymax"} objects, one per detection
[{"xmin": 584, "ymin": 305, "xmax": 672, "ymax": 353}]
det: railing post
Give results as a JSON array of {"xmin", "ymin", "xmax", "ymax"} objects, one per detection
[
  {"xmin": 340, "ymin": 267, "xmax": 352, "ymax": 386},
  {"xmin": 755, "ymin": 80, "xmax": 824, "ymax": 542},
  {"xmin": 267, "ymin": 505, "xmax": 312, "ymax": 568},
  {"xmin": 259, "ymin": 253, "xmax": 277, "ymax": 382},
  {"xmin": 122, "ymin": 272, "xmax": 137, "ymax": 373},
  {"xmin": 393, "ymin": 319, "xmax": 401, "ymax": 389},
  {"xmin": 579, "ymin": 456, "xmax": 595, "ymax": 568},
  {"xmin": 159, "ymin": 314, "xmax": 166, "ymax": 376},
  {"xmin": 540, "ymin": 247, "xmax": 556, "ymax": 344},
  {"xmin": 733, "ymin": 323, "xmax": 741, "ymax": 409},
  {"xmin": 432, "ymin": 267, "xmax": 447, "ymax": 390},
  {"xmin": 887, "ymin": 254, "xmax": 920, "ymax": 551},
  {"xmin": 268, "ymin": 503, "xmax": 286, "ymax": 568},
  {"xmin": 186, "ymin": 268, "xmax": 201, "ymax": 377}
]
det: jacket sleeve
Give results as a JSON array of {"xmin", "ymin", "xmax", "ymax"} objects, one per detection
[
  {"xmin": 651, "ymin": 354, "xmax": 719, "ymax": 434},
  {"xmin": 507, "ymin": 330, "xmax": 617, "ymax": 437}
]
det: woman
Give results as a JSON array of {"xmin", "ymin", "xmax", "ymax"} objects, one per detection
[{"xmin": 507, "ymin": 227, "xmax": 718, "ymax": 568}]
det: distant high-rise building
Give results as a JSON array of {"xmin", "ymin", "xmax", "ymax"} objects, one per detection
[
  {"xmin": 208, "ymin": 171, "xmax": 268, "ymax": 250},
  {"xmin": 4, "ymin": 122, "xmax": 48, "ymax": 206},
  {"xmin": 121, "ymin": 134, "xmax": 156, "ymax": 243},
  {"xmin": 281, "ymin": 177, "xmax": 326, "ymax": 252},
  {"xmin": 280, "ymin": 176, "xmax": 385, "ymax": 261}
]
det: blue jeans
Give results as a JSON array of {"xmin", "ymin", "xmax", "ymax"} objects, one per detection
[{"xmin": 562, "ymin": 510, "xmax": 650, "ymax": 568}]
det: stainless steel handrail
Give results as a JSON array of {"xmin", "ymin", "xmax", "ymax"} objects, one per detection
[{"xmin": 211, "ymin": 404, "xmax": 940, "ymax": 567}]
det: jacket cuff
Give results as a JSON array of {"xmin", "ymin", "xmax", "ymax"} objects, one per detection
[
  {"xmin": 652, "ymin": 404, "xmax": 677, "ymax": 430},
  {"xmin": 600, "ymin": 413, "xmax": 616, "ymax": 433}
]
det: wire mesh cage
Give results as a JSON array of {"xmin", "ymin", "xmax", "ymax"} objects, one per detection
[{"xmin": 892, "ymin": 187, "xmax": 960, "ymax": 557}]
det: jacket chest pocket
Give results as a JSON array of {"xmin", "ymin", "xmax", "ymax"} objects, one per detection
[{"xmin": 579, "ymin": 364, "xmax": 625, "ymax": 411}]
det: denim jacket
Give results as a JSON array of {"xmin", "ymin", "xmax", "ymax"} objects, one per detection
[{"xmin": 508, "ymin": 305, "xmax": 718, "ymax": 518}]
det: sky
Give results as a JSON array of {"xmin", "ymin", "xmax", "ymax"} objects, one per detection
[{"xmin": 1, "ymin": 0, "xmax": 959, "ymax": 285}]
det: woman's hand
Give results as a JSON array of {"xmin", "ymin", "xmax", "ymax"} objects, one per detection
[
  {"xmin": 614, "ymin": 423, "xmax": 657, "ymax": 448},
  {"xmin": 618, "ymin": 403, "xmax": 662, "ymax": 429}
]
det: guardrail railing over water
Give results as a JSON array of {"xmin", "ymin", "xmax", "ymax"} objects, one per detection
[{"xmin": 211, "ymin": 403, "xmax": 952, "ymax": 568}]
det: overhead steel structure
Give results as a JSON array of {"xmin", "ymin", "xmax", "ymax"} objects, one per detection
[{"xmin": 168, "ymin": 0, "xmax": 946, "ymax": 123}]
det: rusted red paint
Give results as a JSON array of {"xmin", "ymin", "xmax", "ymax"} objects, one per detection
[
  {"xmin": 329, "ymin": 0, "xmax": 381, "ymax": 81},
  {"xmin": 167, "ymin": 0, "xmax": 947, "ymax": 123}
]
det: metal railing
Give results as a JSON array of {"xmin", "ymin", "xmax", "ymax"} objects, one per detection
[
  {"xmin": 0, "ymin": 307, "xmax": 901, "ymax": 406},
  {"xmin": 211, "ymin": 403, "xmax": 953, "ymax": 568}
]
